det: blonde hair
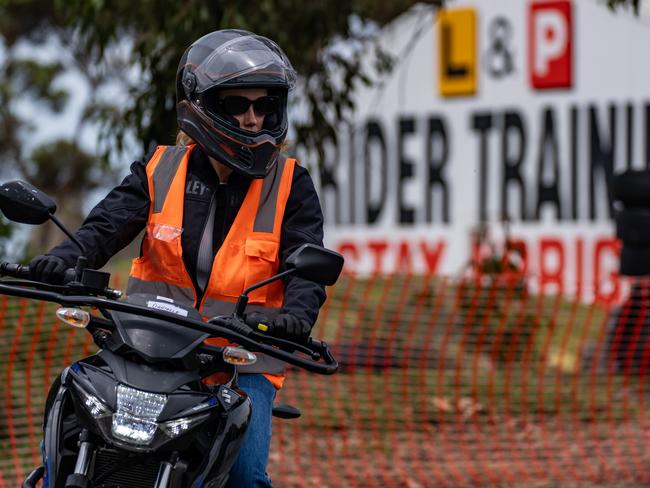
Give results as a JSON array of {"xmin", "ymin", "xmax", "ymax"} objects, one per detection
[{"xmin": 176, "ymin": 130, "xmax": 194, "ymax": 146}]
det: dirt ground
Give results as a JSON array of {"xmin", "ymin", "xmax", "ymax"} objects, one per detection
[{"xmin": 268, "ymin": 421, "xmax": 650, "ymax": 488}]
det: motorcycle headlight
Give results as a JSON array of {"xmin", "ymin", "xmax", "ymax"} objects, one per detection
[
  {"xmin": 111, "ymin": 385, "xmax": 166, "ymax": 446},
  {"xmin": 160, "ymin": 413, "xmax": 211, "ymax": 439},
  {"xmin": 74, "ymin": 382, "xmax": 111, "ymax": 419}
]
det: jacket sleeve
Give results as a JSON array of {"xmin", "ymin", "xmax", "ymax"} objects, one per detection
[
  {"xmin": 47, "ymin": 158, "xmax": 151, "ymax": 270},
  {"xmin": 279, "ymin": 164, "xmax": 327, "ymax": 325}
]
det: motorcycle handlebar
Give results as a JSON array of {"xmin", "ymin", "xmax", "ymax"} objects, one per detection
[{"xmin": 0, "ymin": 275, "xmax": 338, "ymax": 375}]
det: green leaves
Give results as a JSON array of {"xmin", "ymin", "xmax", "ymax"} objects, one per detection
[
  {"xmin": 3, "ymin": 0, "xmax": 446, "ymax": 161},
  {"xmin": 7, "ymin": 59, "xmax": 68, "ymax": 112},
  {"xmin": 28, "ymin": 139, "xmax": 98, "ymax": 195}
]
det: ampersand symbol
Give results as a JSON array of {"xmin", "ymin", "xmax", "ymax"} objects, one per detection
[{"xmin": 485, "ymin": 17, "xmax": 515, "ymax": 79}]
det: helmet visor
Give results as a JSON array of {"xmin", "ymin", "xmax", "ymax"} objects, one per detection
[{"xmin": 188, "ymin": 34, "xmax": 297, "ymax": 92}]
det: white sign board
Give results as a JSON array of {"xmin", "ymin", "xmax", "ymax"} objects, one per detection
[{"xmin": 302, "ymin": 0, "xmax": 650, "ymax": 302}]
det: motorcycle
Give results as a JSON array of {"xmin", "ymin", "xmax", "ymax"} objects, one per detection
[{"xmin": 0, "ymin": 180, "xmax": 343, "ymax": 488}]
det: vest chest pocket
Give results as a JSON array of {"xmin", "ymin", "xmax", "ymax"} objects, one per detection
[
  {"xmin": 134, "ymin": 223, "xmax": 186, "ymax": 283},
  {"xmin": 244, "ymin": 238, "xmax": 280, "ymax": 304}
]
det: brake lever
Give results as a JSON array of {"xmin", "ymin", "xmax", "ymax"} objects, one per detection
[
  {"xmin": 310, "ymin": 339, "xmax": 335, "ymax": 364},
  {"xmin": 0, "ymin": 279, "xmax": 73, "ymax": 293}
]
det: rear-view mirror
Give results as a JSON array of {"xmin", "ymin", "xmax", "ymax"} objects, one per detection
[
  {"xmin": 286, "ymin": 244, "xmax": 344, "ymax": 286},
  {"xmin": 0, "ymin": 180, "xmax": 56, "ymax": 225}
]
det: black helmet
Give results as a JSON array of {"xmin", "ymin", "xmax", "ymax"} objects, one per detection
[{"xmin": 176, "ymin": 29, "xmax": 297, "ymax": 178}]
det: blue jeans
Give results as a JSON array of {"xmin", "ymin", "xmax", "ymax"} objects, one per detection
[{"xmin": 225, "ymin": 374, "xmax": 276, "ymax": 488}]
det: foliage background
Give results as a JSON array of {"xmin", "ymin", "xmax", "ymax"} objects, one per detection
[{"xmin": 0, "ymin": 0, "xmax": 639, "ymax": 257}]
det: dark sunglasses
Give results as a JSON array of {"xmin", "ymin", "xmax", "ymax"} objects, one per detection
[{"xmin": 217, "ymin": 95, "xmax": 280, "ymax": 116}]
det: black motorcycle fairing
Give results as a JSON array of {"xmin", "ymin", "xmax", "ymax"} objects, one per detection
[
  {"xmin": 95, "ymin": 348, "xmax": 203, "ymax": 394},
  {"xmin": 106, "ymin": 310, "xmax": 211, "ymax": 367},
  {"xmin": 83, "ymin": 350, "xmax": 240, "ymax": 420},
  {"xmin": 43, "ymin": 368, "xmax": 82, "ymax": 488},
  {"xmin": 103, "ymin": 293, "xmax": 210, "ymax": 368},
  {"xmin": 64, "ymin": 350, "xmax": 242, "ymax": 456},
  {"xmin": 43, "ymin": 380, "xmax": 66, "ymax": 488},
  {"xmin": 192, "ymin": 394, "xmax": 252, "ymax": 488},
  {"xmin": 69, "ymin": 357, "xmax": 117, "ymax": 408}
]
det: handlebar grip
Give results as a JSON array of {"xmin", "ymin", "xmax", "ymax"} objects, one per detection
[
  {"xmin": 0, "ymin": 262, "xmax": 30, "ymax": 278},
  {"xmin": 0, "ymin": 263, "xmax": 77, "ymax": 283}
]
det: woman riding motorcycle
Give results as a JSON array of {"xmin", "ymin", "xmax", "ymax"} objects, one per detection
[{"xmin": 29, "ymin": 29, "xmax": 326, "ymax": 487}]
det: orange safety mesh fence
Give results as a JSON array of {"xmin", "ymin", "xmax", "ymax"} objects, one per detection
[{"xmin": 1, "ymin": 273, "xmax": 650, "ymax": 487}]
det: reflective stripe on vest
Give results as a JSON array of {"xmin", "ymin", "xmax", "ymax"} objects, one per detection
[
  {"xmin": 152, "ymin": 145, "xmax": 187, "ymax": 213},
  {"xmin": 127, "ymin": 145, "xmax": 296, "ymax": 376},
  {"xmin": 126, "ymin": 276, "xmax": 195, "ymax": 304}
]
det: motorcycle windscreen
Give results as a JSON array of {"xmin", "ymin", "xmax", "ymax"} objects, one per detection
[{"xmin": 108, "ymin": 294, "xmax": 211, "ymax": 364}]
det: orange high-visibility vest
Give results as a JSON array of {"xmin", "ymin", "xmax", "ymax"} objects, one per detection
[{"xmin": 127, "ymin": 144, "xmax": 297, "ymax": 388}]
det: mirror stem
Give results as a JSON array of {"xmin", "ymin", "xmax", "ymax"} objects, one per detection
[
  {"xmin": 233, "ymin": 268, "xmax": 296, "ymax": 317},
  {"xmin": 243, "ymin": 269, "xmax": 295, "ymax": 296},
  {"xmin": 234, "ymin": 295, "xmax": 249, "ymax": 318},
  {"xmin": 49, "ymin": 214, "xmax": 85, "ymax": 255}
]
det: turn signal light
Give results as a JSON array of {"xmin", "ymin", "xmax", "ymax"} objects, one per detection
[
  {"xmin": 56, "ymin": 307, "xmax": 90, "ymax": 328},
  {"xmin": 222, "ymin": 346, "xmax": 257, "ymax": 365}
]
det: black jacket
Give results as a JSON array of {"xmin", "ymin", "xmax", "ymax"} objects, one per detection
[{"xmin": 48, "ymin": 147, "xmax": 326, "ymax": 324}]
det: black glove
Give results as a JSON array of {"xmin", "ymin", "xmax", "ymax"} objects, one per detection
[
  {"xmin": 29, "ymin": 255, "xmax": 68, "ymax": 284},
  {"xmin": 244, "ymin": 312, "xmax": 272, "ymax": 332},
  {"xmin": 269, "ymin": 313, "xmax": 312, "ymax": 343},
  {"xmin": 244, "ymin": 312, "xmax": 312, "ymax": 343}
]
